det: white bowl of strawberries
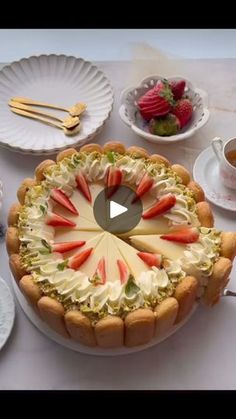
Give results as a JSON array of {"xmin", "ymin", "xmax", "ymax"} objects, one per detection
[{"xmin": 119, "ymin": 75, "xmax": 210, "ymax": 144}]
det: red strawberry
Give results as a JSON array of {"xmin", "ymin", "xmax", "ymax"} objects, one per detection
[
  {"xmin": 46, "ymin": 212, "xmax": 76, "ymax": 227},
  {"xmin": 172, "ymin": 98, "xmax": 193, "ymax": 128},
  {"xmin": 133, "ymin": 173, "xmax": 154, "ymax": 201},
  {"xmin": 50, "ymin": 188, "xmax": 78, "ymax": 215},
  {"xmin": 161, "ymin": 227, "xmax": 199, "ymax": 243},
  {"xmin": 76, "ymin": 173, "xmax": 91, "ymax": 202},
  {"xmin": 117, "ymin": 259, "xmax": 129, "ymax": 284},
  {"xmin": 106, "ymin": 166, "xmax": 122, "ymax": 197},
  {"xmin": 137, "ymin": 252, "xmax": 162, "ymax": 268},
  {"xmin": 137, "ymin": 80, "xmax": 174, "ymax": 121},
  {"xmin": 142, "ymin": 193, "xmax": 176, "ymax": 219},
  {"xmin": 52, "ymin": 241, "xmax": 85, "ymax": 253},
  {"xmin": 93, "ymin": 257, "xmax": 106, "ymax": 285},
  {"xmin": 68, "ymin": 247, "xmax": 93, "ymax": 270},
  {"xmin": 169, "ymin": 79, "xmax": 186, "ymax": 100}
]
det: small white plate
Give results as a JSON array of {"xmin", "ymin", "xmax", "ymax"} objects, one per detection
[
  {"xmin": 11, "ymin": 274, "xmax": 197, "ymax": 357},
  {"xmin": 0, "ymin": 276, "xmax": 15, "ymax": 350},
  {"xmin": 0, "ymin": 55, "xmax": 114, "ymax": 155},
  {"xmin": 193, "ymin": 146, "xmax": 236, "ymax": 212}
]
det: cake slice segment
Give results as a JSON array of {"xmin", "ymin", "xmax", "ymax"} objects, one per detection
[
  {"xmin": 121, "ymin": 188, "xmax": 157, "ymax": 214},
  {"xmin": 70, "ymin": 182, "xmax": 104, "ymax": 223},
  {"xmin": 63, "ymin": 232, "xmax": 105, "ymax": 269},
  {"xmin": 106, "ymin": 233, "xmax": 128, "ymax": 283},
  {"xmin": 51, "ymin": 182, "xmax": 103, "ymax": 226},
  {"xmin": 80, "ymin": 233, "xmax": 108, "ymax": 279},
  {"xmin": 52, "ymin": 202, "xmax": 102, "ymax": 231},
  {"xmin": 117, "ymin": 216, "xmax": 170, "ymax": 238},
  {"xmin": 130, "ymin": 234, "xmax": 186, "ymax": 260},
  {"xmin": 54, "ymin": 229, "xmax": 101, "ymax": 244},
  {"xmin": 112, "ymin": 235, "xmax": 149, "ymax": 278},
  {"xmin": 74, "ymin": 216, "xmax": 102, "ymax": 231}
]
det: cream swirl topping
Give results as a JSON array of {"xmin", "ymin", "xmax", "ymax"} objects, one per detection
[
  {"xmin": 32, "ymin": 258, "xmax": 186, "ymax": 315},
  {"xmin": 179, "ymin": 228, "xmax": 221, "ymax": 277}
]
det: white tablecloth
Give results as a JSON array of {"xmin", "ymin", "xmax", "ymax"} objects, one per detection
[{"xmin": 0, "ymin": 60, "xmax": 236, "ymax": 389}]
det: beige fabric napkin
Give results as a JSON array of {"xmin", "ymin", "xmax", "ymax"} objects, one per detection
[{"xmin": 127, "ymin": 43, "xmax": 191, "ymax": 85}]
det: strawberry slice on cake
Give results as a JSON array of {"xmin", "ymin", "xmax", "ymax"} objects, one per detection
[
  {"xmin": 106, "ymin": 166, "xmax": 122, "ymax": 197},
  {"xmin": 50, "ymin": 188, "xmax": 78, "ymax": 215},
  {"xmin": 46, "ymin": 212, "xmax": 76, "ymax": 227},
  {"xmin": 142, "ymin": 194, "xmax": 176, "ymax": 219},
  {"xmin": 112, "ymin": 235, "xmax": 149, "ymax": 279},
  {"xmin": 76, "ymin": 172, "xmax": 92, "ymax": 202}
]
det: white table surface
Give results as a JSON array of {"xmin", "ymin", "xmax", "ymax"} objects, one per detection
[{"xmin": 0, "ymin": 60, "xmax": 236, "ymax": 390}]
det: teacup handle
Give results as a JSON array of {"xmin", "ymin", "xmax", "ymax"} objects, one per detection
[{"xmin": 211, "ymin": 137, "xmax": 223, "ymax": 162}]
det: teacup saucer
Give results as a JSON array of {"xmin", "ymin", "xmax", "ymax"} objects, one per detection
[{"xmin": 193, "ymin": 146, "xmax": 236, "ymax": 212}]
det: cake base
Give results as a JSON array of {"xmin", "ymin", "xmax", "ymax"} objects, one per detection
[{"xmin": 11, "ymin": 274, "xmax": 197, "ymax": 356}]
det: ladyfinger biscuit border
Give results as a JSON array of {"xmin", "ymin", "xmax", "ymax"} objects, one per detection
[
  {"xmin": 65, "ymin": 310, "xmax": 96, "ymax": 347},
  {"xmin": 37, "ymin": 296, "xmax": 69, "ymax": 338},
  {"xmin": 95, "ymin": 315, "xmax": 124, "ymax": 348},
  {"xmin": 174, "ymin": 276, "xmax": 198, "ymax": 324},
  {"xmin": 124, "ymin": 308, "xmax": 155, "ymax": 347}
]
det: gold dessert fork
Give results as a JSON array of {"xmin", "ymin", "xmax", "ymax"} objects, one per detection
[
  {"xmin": 9, "ymin": 100, "xmax": 80, "ymax": 129},
  {"xmin": 10, "ymin": 107, "xmax": 81, "ymax": 136},
  {"xmin": 11, "ymin": 97, "xmax": 87, "ymax": 117}
]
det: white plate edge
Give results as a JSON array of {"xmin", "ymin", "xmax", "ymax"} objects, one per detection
[{"xmin": 0, "ymin": 276, "xmax": 15, "ymax": 351}]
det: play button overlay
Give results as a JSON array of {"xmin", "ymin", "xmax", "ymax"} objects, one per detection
[
  {"xmin": 110, "ymin": 201, "xmax": 128, "ymax": 219},
  {"xmin": 93, "ymin": 185, "xmax": 143, "ymax": 234}
]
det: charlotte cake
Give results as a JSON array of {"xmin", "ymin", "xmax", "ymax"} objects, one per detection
[{"xmin": 7, "ymin": 141, "xmax": 236, "ymax": 348}]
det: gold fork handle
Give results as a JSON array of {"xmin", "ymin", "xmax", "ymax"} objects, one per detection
[
  {"xmin": 11, "ymin": 107, "xmax": 63, "ymax": 129},
  {"xmin": 11, "ymin": 97, "xmax": 68, "ymax": 113},
  {"xmin": 9, "ymin": 100, "xmax": 64, "ymax": 123}
]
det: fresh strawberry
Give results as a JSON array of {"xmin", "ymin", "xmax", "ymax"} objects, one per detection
[
  {"xmin": 106, "ymin": 166, "xmax": 122, "ymax": 197},
  {"xmin": 137, "ymin": 80, "xmax": 174, "ymax": 121},
  {"xmin": 134, "ymin": 173, "xmax": 154, "ymax": 201},
  {"xmin": 149, "ymin": 114, "xmax": 180, "ymax": 136},
  {"xmin": 117, "ymin": 259, "xmax": 129, "ymax": 284},
  {"xmin": 161, "ymin": 227, "xmax": 199, "ymax": 243},
  {"xmin": 50, "ymin": 188, "xmax": 78, "ymax": 215},
  {"xmin": 169, "ymin": 79, "xmax": 186, "ymax": 100},
  {"xmin": 137, "ymin": 252, "xmax": 162, "ymax": 268},
  {"xmin": 172, "ymin": 98, "xmax": 193, "ymax": 128},
  {"xmin": 52, "ymin": 241, "xmax": 85, "ymax": 253},
  {"xmin": 142, "ymin": 193, "xmax": 176, "ymax": 219},
  {"xmin": 76, "ymin": 173, "xmax": 91, "ymax": 202},
  {"xmin": 93, "ymin": 257, "xmax": 106, "ymax": 285},
  {"xmin": 46, "ymin": 212, "xmax": 76, "ymax": 227},
  {"xmin": 68, "ymin": 247, "xmax": 93, "ymax": 270}
]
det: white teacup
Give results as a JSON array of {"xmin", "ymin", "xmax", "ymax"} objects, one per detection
[{"xmin": 211, "ymin": 137, "xmax": 236, "ymax": 190}]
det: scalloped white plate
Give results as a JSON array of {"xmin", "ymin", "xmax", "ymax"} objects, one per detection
[
  {"xmin": 11, "ymin": 273, "xmax": 197, "ymax": 356},
  {"xmin": 0, "ymin": 55, "xmax": 114, "ymax": 155},
  {"xmin": 0, "ymin": 276, "xmax": 15, "ymax": 351}
]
